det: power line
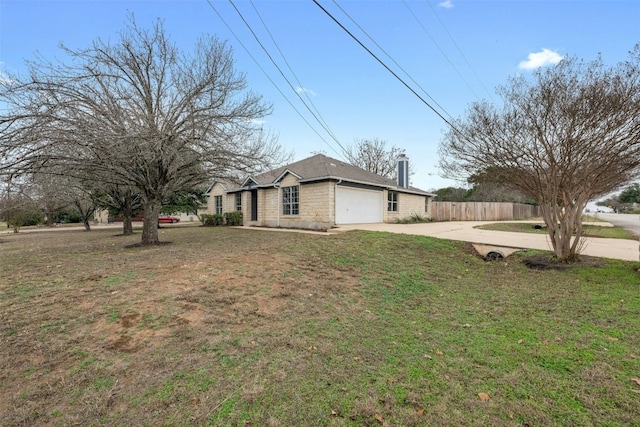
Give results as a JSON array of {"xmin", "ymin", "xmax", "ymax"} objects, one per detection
[
  {"xmin": 330, "ymin": 0, "xmax": 455, "ymax": 124},
  {"xmin": 227, "ymin": 0, "xmax": 349, "ymax": 156},
  {"xmin": 248, "ymin": 0, "xmax": 342, "ymax": 146},
  {"xmin": 313, "ymin": 0, "xmax": 461, "ymax": 132},
  {"xmin": 401, "ymin": 0, "xmax": 481, "ymax": 101},
  {"xmin": 204, "ymin": 0, "xmax": 346, "ymax": 158},
  {"xmin": 424, "ymin": 0, "xmax": 495, "ymax": 101}
]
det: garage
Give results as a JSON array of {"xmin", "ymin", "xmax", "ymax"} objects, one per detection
[{"xmin": 335, "ymin": 185, "xmax": 383, "ymax": 224}]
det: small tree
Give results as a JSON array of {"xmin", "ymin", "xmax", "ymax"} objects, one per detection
[
  {"xmin": 161, "ymin": 188, "xmax": 207, "ymax": 216},
  {"xmin": 30, "ymin": 173, "xmax": 71, "ymax": 227},
  {"xmin": 440, "ymin": 46, "xmax": 640, "ymax": 261},
  {"xmin": 1, "ymin": 177, "xmax": 42, "ymax": 232},
  {"xmin": 92, "ymin": 185, "xmax": 142, "ymax": 235}
]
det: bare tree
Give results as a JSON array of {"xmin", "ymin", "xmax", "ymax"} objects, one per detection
[
  {"xmin": 439, "ymin": 45, "xmax": 640, "ymax": 261},
  {"xmin": 0, "ymin": 175, "xmax": 41, "ymax": 232},
  {"xmin": 344, "ymin": 138, "xmax": 406, "ymax": 179},
  {"xmin": 68, "ymin": 185, "xmax": 97, "ymax": 231},
  {"xmin": 0, "ymin": 17, "xmax": 286, "ymax": 245},
  {"xmin": 30, "ymin": 173, "xmax": 71, "ymax": 226}
]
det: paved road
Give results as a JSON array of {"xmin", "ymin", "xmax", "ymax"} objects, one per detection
[{"xmin": 597, "ymin": 213, "xmax": 640, "ymax": 236}]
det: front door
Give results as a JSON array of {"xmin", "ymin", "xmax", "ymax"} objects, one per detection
[{"xmin": 251, "ymin": 190, "xmax": 258, "ymax": 221}]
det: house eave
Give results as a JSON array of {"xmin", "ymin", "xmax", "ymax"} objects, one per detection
[{"xmin": 298, "ymin": 175, "xmax": 433, "ymax": 196}]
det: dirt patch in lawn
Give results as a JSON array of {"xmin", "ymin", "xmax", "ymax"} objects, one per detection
[{"xmin": 521, "ymin": 253, "xmax": 608, "ymax": 270}]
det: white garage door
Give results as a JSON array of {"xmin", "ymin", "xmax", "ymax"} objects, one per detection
[{"xmin": 335, "ymin": 186, "xmax": 383, "ymax": 224}]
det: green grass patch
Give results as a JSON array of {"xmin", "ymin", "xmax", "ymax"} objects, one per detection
[{"xmin": 103, "ymin": 270, "xmax": 137, "ymax": 286}]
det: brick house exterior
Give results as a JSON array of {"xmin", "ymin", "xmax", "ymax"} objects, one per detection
[{"xmin": 205, "ymin": 154, "xmax": 433, "ymax": 230}]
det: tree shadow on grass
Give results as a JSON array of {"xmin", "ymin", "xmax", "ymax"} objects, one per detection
[{"xmin": 124, "ymin": 241, "xmax": 173, "ymax": 249}]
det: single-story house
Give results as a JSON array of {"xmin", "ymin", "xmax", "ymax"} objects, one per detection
[{"xmin": 205, "ymin": 153, "xmax": 433, "ymax": 230}]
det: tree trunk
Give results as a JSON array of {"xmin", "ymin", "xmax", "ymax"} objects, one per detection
[
  {"xmin": 121, "ymin": 197, "xmax": 134, "ymax": 235},
  {"xmin": 141, "ymin": 198, "xmax": 161, "ymax": 245},
  {"xmin": 122, "ymin": 217, "xmax": 133, "ymax": 235},
  {"xmin": 45, "ymin": 204, "xmax": 55, "ymax": 227},
  {"xmin": 73, "ymin": 200, "xmax": 95, "ymax": 232},
  {"xmin": 541, "ymin": 201, "xmax": 585, "ymax": 261}
]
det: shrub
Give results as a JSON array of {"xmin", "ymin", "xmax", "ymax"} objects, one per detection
[
  {"xmin": 200, "ymin": 212, "xmax": 242, "ymax": 226},
  {"xmin": 199, "ymin": 213, "xmax": 224, "ymax": 226},
  {"xmin": 4, "ymin": 203, "xmax": 43, "ymax": 232},
  {"xmin": 395, "ymin": 213, "xmax": 432, "ymax": 224},
  {"xmin": 54, "ymin": 209, "xmax": 81, "ymax": 224},
  {"xmin": 224, "ymin": 211, "xmax": 243, "ymax": 226}
]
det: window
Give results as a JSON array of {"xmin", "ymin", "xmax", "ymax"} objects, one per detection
[
  {"xmin": 282, "ymin": 186, "xmax": 299, "ymax": 215},
  {"xmin": 214, "ymin": 195, "xmax": 222, "ymax": 215},
  {"xmin": 235, "ymin": 193, "xmax": 242, "ymax": 211},
  {"xmin": 387, "ymin": 191, "xmax": 398, "ymax": 212},
  {"xmin": 424, "ymin": 196, "xmax": 429, "ymax": 213}
]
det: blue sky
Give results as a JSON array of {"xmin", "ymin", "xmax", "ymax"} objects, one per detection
[{"xmin": 1, "ymin": 0, "xmax": 639, "ymax": 191}]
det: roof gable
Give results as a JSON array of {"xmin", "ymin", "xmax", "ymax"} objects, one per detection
[
  {"xmin": 241, "ymin": 177, "xmax": 259, "ymax": 188},
  {"xmin": 273, "ymin": 168, "xmax": 303, "ymax": 184}
]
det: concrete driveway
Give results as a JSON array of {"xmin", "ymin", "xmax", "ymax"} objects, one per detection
[{"xmin": 336, "ymin": 221, "xmax": 640, "ymax": 262}]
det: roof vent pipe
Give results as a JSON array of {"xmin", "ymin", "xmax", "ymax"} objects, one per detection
[{"xmin": 397, "ymin": 154, "xmax": 409, "ymax": 188}]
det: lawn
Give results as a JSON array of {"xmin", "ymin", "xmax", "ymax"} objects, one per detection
[
  {"xmin": 475, "ymin": 222, "xmax": 637, "ymax": 240},
  {"xmin": 1, "ymin": 226, "xmax": 639, "ymax": 426}
]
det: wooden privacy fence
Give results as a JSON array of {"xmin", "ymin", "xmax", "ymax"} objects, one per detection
[{"xmin": 430, "ymin": 202, "xmax": 540, "ymax": 221}]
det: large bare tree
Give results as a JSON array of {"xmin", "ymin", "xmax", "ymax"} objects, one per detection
[
  {"xmin": 344, "ymin": 138, "xmax": 406, "ymax": 179},
  {"xmin": 0, "ymin": 17, "xmax": 285, "ymax": 244},
  {"xmin": 439, "ymin": 45, "xmax": 640, "ymax": 261}
]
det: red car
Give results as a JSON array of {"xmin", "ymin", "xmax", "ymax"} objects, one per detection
[{"xmin": 158, "ymin": 215, "xmax": 180, "ymax": 224}]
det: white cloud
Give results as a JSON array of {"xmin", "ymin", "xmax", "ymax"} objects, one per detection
[
  {"xmin": 296, "ymin": 86, "xmax": 316, "ymax": 97},
  {"xmin": 438, "ymin": 0, "xmax": 454, "ymax": 9},
  {"xmin": 518, "ymin": 48, "xmax": 564, "ymax": 70}
]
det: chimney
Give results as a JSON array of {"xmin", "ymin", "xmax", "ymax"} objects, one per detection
[{"xmin": 397, "ymin": 154, "xmax": 409, "ymax": 189}]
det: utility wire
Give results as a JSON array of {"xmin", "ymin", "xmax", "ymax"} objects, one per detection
[
  {"xmin": 227, "ymin": 0, "xmax": 350, "ymax": 156},
  {"xmin": 248, "ymin": 0, "xmax": 341, "ymax": 145},
  {"xmin": 204, "ymin": 0, "xmax": 345, "ymax": 158},
  {"xmin": 313, "ymin": 0, "xmax": 462, "ymax": 133},
  {"xmin": 402, "ymin": 0, "xmax": 481, "ymax": 101},
  {"xmin": 425, "ymin": 0, "xmax": 495, "ymax": 101},
  {"xmin": 331, "ymin": 0, "xmax": 454, "ymax": 124}
]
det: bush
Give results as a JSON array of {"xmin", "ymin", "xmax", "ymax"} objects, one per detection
[
  {"xmin": 199, "ymin": 213, "xmax": 224, "ymax": 226},
  {"xmin": 4, "ymin": 204, "xmax": 43, "ymax": 231},
  {"xmin": 395, "ymin": 213, "xmax": 432, "ymax": 224},
  {"xmin": 17, "ymin": 212, "xmax": 44, "ymax": 227},
  {"xmin": 224, "ymin": 211, "xmax": 243, "ymax": 226},
  {"xmin": 54, "ymin": 209, "xmax": 81, "ymax": 224},
  {"xmin": 200, "ymin": 212, "xmax": 243, "ymax": 226}
]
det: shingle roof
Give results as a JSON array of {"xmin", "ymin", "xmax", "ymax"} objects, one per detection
[{"xmin": 246, "ymin": 154, "xmax": 430, "ymax": 195}]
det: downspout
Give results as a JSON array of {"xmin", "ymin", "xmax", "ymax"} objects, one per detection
[{"xmin": 334, "ymin": 179, "xmax": 342, "ymax": 226}]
